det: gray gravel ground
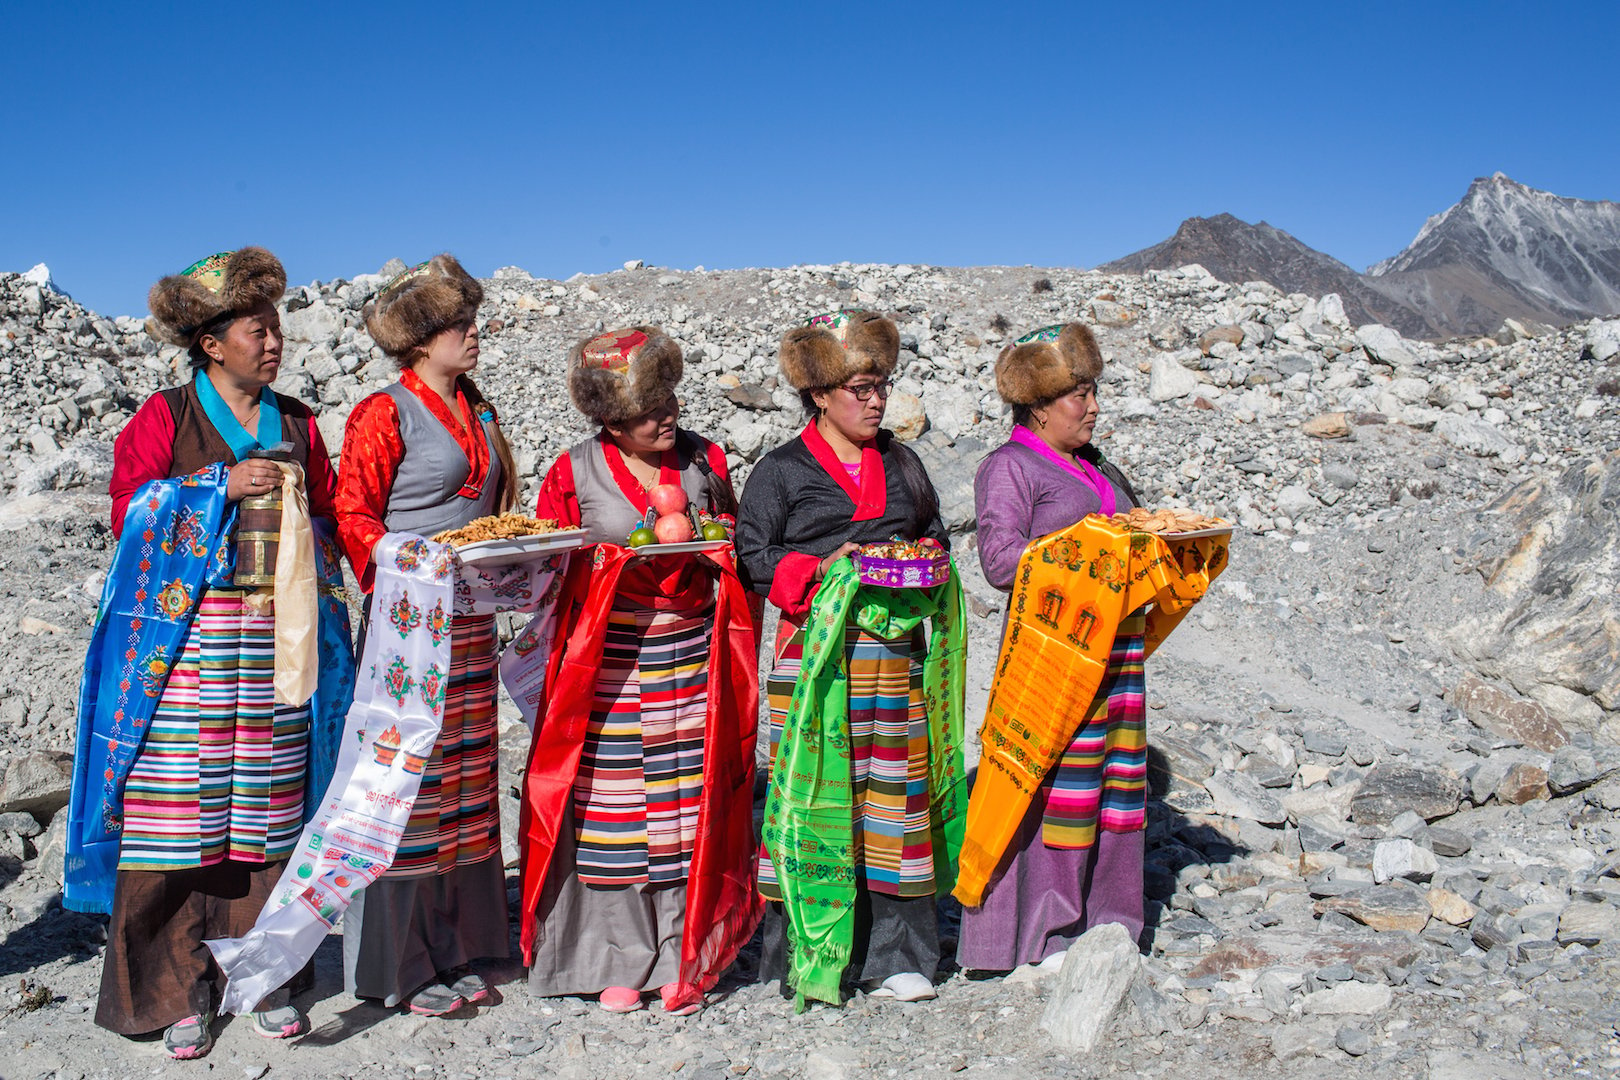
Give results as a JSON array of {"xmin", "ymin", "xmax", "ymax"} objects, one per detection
[{"xmin": 1, "ymin": 260, "xmax": 1616, "ymax": 1079}]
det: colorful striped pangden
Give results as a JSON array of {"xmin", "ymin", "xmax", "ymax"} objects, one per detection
[
  {"xmin": 118, "ymin": 591, "xmax": 309, "ymax": 870},
  {"xmin": 389, "ymin": 612, "xmax": 500, "ymax": 876},
  {"xmin": 758, "ymin": 623, "xmax": 936, "ymax": 901},
  {"xmin": 1041, "ymin": 609, "xmax": 1148, "ymax": 848},
  {"xmin": 573, "ymin": 601, "xmax": 712, "ymax": 885}
]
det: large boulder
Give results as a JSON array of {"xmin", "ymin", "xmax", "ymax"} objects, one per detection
[
  {"xmin": 0, "ymin": 752, "xmax": 73, "ymax": 820},
  {"xmin": 1451, "ymin": 452, "xmax": 1620, "ymax": 741},
  {"xmin": 1351, "ymin": 763, "xmax": 1463, "ymax": 826},
  {"xmin": 1039, "ymin": 923, "xmax": 1140, "ymax": 1050}
]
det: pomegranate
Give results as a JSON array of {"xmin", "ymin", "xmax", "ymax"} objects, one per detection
[
  {"xmin": 653, "ymin": 513, "xmax": 694, "ymax": 543},
  {"xmin": 647, "ymin": 483, "xmax": 688, "ymax": 516}
]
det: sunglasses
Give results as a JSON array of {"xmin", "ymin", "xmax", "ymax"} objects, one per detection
[{"xmin": 838, "ymin": 380, "xmax": 894, "ymax": 402}]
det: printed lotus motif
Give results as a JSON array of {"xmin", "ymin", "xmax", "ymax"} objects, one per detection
[
  {"xmin": 137, "ymin": 647, "xmax": 171, "ymax": 698},
  {"xmin": 382, "ymin": 656, "xmax": 414, "ymax": 706},
  {"xmin": 418, "ymin": 662, "xmax": 447, "ymax": 715}
]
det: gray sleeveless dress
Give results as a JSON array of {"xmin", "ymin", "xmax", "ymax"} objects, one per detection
[
  {"xmin": 345, "ymin": 383, "xmax": 511, "ymax": 1007},
  {"xmin": 527, "ymin": 434, "xmax": 725, "ymax": 999}
]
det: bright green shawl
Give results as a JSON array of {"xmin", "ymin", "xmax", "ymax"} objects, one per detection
[{"xmin": 761, "ymin": 559, "xmax": 967, "ymax": 1008}]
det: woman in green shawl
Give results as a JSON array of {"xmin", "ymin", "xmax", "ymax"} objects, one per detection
[{"xmin": 735, "ymin": 310, "xmax": 967, "ymax": 1007}]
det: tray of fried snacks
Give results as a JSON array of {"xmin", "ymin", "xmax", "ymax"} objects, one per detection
[
  {"xmin": 854, "ymin": 539, "xmax": 951, "ymax": 589},
  {"xmin": 1105, "ymin": 507, "xmax": 1232, "ymax": 539},
  {"xmin": 434, "ymin": 515, "xmax": 589, "ymax": 565}
]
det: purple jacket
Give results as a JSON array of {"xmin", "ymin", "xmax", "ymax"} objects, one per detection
[{"xmin": 974, "ymin": 440, "xmax": 1138, "ymax": 592}]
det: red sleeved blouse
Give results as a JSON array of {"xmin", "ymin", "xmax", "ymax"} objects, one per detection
[
  {"xmin": 332, "ymin": 369, "xmax": 494, "ymax": 592},
  {"xmin": 108, "ymin": 391, "xmax": 337, "ymax": 537}
]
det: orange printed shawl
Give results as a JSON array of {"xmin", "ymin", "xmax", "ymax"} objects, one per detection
[{"xmin": 953, "ymin": 515, "xmax": 1228, "ymax": 907}]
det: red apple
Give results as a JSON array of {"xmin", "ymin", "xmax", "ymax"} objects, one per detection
[
  {"xmin": 647, "ymin": 483, "xmax": 688, "ymax": 516},
  {"xmin": 653, "ymin": 513, "xmax": 694, "ymax": 543}
]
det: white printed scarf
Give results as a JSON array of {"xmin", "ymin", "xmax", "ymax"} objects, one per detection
[{"xmin": 208, "ymin": 534, "xmax": 563, "ymax": 1014}]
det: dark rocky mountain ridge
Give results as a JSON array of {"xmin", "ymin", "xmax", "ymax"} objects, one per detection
[
  {"xmin": 1099, "ymin": 215, "xmax": 1434, "ymax": 338},
  {"xmin": 1103, "ymin": 175, "xmax": 1620, "ymax": 341}
]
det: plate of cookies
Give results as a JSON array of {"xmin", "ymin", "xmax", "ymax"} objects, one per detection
[
  {"xmin": 435, "ymin": 515, "xmax": 590, "ymax": 565},
  {"xmin": 1104, "ymin": 507, "xmax": 1232, "ymax": 539}
]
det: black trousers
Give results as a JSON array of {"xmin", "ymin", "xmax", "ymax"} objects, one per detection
[{"xmin": 758, "ymin": 889, "xmax": 940, "ymax": 998}]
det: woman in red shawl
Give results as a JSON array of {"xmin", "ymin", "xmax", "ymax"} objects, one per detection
[{"xmin": 520, "ymin": 326, "xmax": 761, "ymax": 1015}]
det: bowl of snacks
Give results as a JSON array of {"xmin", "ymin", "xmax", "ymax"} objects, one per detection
[{"xmin": 855, "ymin": 539, "xmax": 951, "ymax": 588}]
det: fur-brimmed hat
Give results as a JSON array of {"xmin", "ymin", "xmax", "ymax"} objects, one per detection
[
  {"xmin": 778, "ymin": 309, "xmax": 900, "ymax": 391},
  {"xmin": 994, "ymin": 322, "xmax": 1104, "ymax": 406},
  {"xmin": 568, "ymin": 326, "xmax": 684, "ymax": 424},
  {"xmin": 146, "ymin": 247, "xmax": 287, "ymax": 346},
  {"xmin": 364, "ymin": 254, "xmax": 485, "ymax": 358}
]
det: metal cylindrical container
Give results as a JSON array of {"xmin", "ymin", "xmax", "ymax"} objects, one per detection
[{"xmin": 234, "ymin": 444, "xmax": 294, "ymax": 587}]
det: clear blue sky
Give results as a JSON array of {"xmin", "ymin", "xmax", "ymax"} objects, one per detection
[{"xmin": 5, "ymin": 1, "xmax": 1616, "ymax": 316}]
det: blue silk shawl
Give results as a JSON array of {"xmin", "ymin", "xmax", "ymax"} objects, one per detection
[{"xmin": 64, "ymin": 464, "xmax": 354, "ymax": 914}]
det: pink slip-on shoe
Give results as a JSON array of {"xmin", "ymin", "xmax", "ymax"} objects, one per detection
[
  {"xmin": 598, "ymin": 986, "xmax": 643, "ymax": 1013},
  {"xmin": 659, "ymin": 983, "xmax": 702, "ymax": 1016}
]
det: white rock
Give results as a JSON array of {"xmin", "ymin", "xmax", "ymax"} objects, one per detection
[
  {"xmin": 1148, "ymin": 355, "xmax": 1199, "ymax": 402},
  {"xmin": 1355, "ymin": 324, "xmax": 1418, "ymax": 368},
  {"xmin": 921, "ymin": 383, "xmax": 980, "ymax": 441},
  {"xmin": 1275, "ymin": 484, "xmax": 1316, "ymax": 520},
  {"xmin": 1318, "ymin": 294, "xmax": 1348, "ymax": 327},
  {"xmin": 722, "ymin": 416, "xmax": 769, "ymax": 460},
  {"xmin": 1584, "ymin": 319, "xmax": 1620, "ymax": 362},
  {"xmin": 282, "ymin": 302, "xmax": 342, "ymax": 344},
  {"xmin": 1040, "ymin": 923, "xmax": 1141, "ymax": 1050},
  {"xmin": 1389, "ymin": 377, "xmax": 1431, "ymax": 404},
  {"xmin": 1205, "ymin": 771, "xmax": 1287, "ymax": 824},
  {"xmin": 1113, "ymin": 396, "xmax": 1157, "ymax": 420},
  {"xmin": 1372, "ymin": 838, "xmax": 1438, "ymax": 883},
  {"xmin": 23, "ymin": 263, "xmax": 59, "ymax": 293},
  {"xmin": 1434, "ymin": 413, "xmax": 1515, "ymax": 457},
  {"xmin": 1302, "ymin": 982, "xmax": 1393, "ymax": 1016}
]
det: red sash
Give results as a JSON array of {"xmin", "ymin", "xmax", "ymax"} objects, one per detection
[{"xmin": 518, "ymin": 544, "xmax": 762, "ymax": 1006}]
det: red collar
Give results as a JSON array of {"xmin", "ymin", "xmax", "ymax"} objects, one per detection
[
  {"xmin": 599, "ymin": 432, "xmax": 681, "ymax": 516},
  {"xmin": 401, "ymin": 369, "xmax": 491, "ymax": 498},
  {"xmin": 800, "ymin": 420, "xmax": 886, "ymax": 521}
]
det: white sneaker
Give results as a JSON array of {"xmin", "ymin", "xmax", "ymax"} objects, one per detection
[{"xmin": 866, "ymin": 972, "xmax": 936, "ymax": 1001}]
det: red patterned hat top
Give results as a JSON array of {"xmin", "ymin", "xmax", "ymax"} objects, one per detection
[{"xmin": 577, "ymin": 328, "xmax": 650, "ymax": 372}]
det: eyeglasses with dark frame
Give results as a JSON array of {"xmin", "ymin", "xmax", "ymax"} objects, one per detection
[{"xmin": 838, "ymin": 379, "xmax": 894, "ymax": 401}]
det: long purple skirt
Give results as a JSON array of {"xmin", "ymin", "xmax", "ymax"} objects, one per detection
[{"xmin": 955, "ymin": 798, "xmax": 1144, "ymax": 971}]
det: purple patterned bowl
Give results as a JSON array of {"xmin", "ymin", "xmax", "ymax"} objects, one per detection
[{"xmin": 855, "ymin": 551, "xmax": 951, "ymax": 589}]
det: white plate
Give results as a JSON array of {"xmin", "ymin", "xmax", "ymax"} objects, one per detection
[
  {"xmin": 628, "ymin": 539, "xmax": 732, "ymax": 558},
  {"xmin": 1154, "ymin": 525, "xmax": 1235, "ymax": 540},
  {"xmin": 456, "ymin": 528, "xmax": 590, "ymax": 566}
]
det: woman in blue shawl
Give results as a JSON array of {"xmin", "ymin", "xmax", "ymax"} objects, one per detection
[{"xmin": 66, "ymin": 249, "xmax": 352, "ymax": 1059}]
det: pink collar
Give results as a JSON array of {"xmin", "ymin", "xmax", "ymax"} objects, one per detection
[{"xmin": 1010, "ymin": 425, "xmax": 1116, "ymax": 516}]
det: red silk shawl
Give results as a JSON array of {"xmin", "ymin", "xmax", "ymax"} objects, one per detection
[{"xmin": 518, "ymin": 544, "xmax": 762, "ymax": 1008}]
